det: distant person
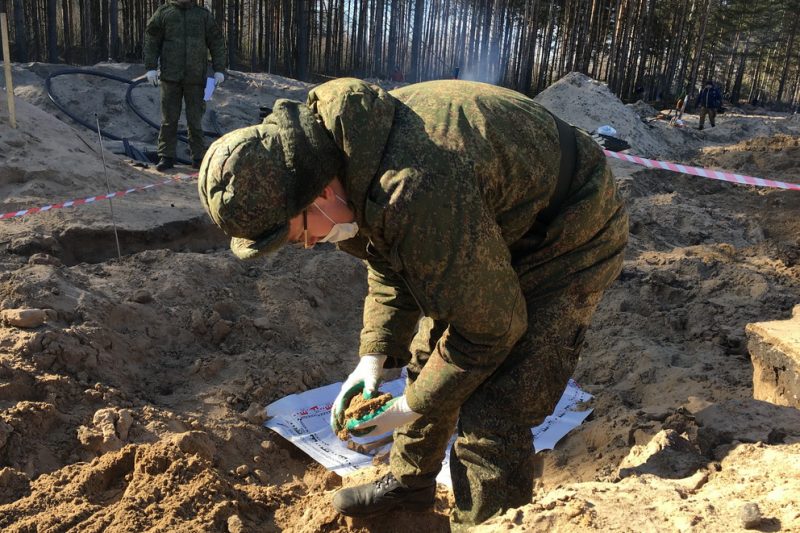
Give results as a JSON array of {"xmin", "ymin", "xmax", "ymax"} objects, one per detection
[
  {"xmin": 144, "ymin": 0, "xmax": 227, "ymax": 171},
  {"xmin": 696, "ymin": 80, "xmax": 722, "ymax": 130},
  {"xmin": 390, "ymin": 66, "xmax": 405, "ymax": 83}
]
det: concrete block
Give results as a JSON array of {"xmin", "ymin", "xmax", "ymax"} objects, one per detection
[{"xmin": 745, "ymin": 305, "xmax": 800, "ymax": 408}]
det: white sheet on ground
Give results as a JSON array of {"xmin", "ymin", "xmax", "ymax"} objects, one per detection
[{"xmin": 264, "ymin": 377, "xmax": 592, "ymax": 487}]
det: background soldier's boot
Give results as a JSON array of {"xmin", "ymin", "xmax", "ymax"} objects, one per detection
[
  {"xmin": 192, "ymin": 159, "xmax": 202, "ymax": 169},
  {"xmin": 332, "ymin": 473, "xmax": 435, "ymax": 517},
  {"xmin": 156, "ymin": 157, "xmax": 175, "ymax": 171}
]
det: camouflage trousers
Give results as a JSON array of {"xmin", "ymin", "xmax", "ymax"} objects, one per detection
[
  {"xmin": 389, "ymin": 225, "xmax": 625, "ymax": 527},
  {"xmin": 158, "ymin": 80, "xmax": 206, "ymax": 160}
]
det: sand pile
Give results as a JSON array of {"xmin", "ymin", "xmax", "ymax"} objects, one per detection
[
  {"xmin": 533, "ymin": 72, "xmax": 685, "ymax": 158},
  {"xmin": 627, "ymin": 100, "xmax": 658, "ymax": 119},
  {"xmin": 1, "ymin": 64, "xmax": 800, "ymax": 531},
  {"xmin": 0, "ymin": 94, "xmax": 134, "ymax": 202},
  {"xmin": 477, "ymin": 441, "xmax": 800, "ymax": 531},
  {"xmin": 698, "ymin": 133, "xmax": 800, "ymax": 184}
]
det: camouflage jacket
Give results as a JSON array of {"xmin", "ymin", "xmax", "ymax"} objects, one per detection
[
  {"xmin": 144, "ymin": 1, "xmax": 227, "ymax": 85},
  {"xmin": 307, "ymin": 79, "xmax": 627, "ymax": 416}
]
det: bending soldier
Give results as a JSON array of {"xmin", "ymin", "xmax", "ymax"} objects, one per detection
[{"xmin": 198, "ymin": 78, "xmax": 629, "ymax": 528}]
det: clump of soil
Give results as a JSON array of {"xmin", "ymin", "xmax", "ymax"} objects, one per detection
[{"xmin": 337, "ymin": 392, "xmax": 394, "ymax": 441}]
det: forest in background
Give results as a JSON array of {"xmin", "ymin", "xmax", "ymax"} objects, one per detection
[{"xmin": 1, "ymin": 0, "xmax": 799, "ymax": 107}]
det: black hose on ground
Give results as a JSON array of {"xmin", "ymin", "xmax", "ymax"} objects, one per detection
[
  {"xmin": 45, "ymin": 68, "xmax": 224, "ymax": 165},
  {"xmin": 44, "ymin": 68, "xmax": 133, "ymax": 142}
]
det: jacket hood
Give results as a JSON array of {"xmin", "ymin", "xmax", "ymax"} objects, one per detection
[
  {"xmin": 306, "ymin": 78, "xmax": 396, "ymax": 228},
  {"xmin": 198, "ymin": 99, "xmax": 343, "ymax": 260}
]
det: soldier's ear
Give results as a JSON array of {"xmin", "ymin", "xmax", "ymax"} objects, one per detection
[{"xmin": 317, "ymin": 182, "xmax": 336, "ymax": 201}]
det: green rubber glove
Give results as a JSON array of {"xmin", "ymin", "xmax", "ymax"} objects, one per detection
[
  {"xmin": 346, "ymin": 396, "xmax": 421, "ymax": 437},
  {"xmin": 330, "ymin": 355, "xmax": 387, "ymax": 433},
  {"xmin": 331, "ymin": 380, "xmax": 366, "ymax": 433}
]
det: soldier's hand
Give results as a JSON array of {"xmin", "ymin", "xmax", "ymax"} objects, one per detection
[
  {"xmin": 146, "ymin": 70, "xmax": 159, "ymax": 87},
  {"xmin": 330, "ymin": 354, "xmax": 387, "ymax": 433},
  {"xmin": 214, "ymin": 72, "xmax": 225, "ymax": 86},
  {"xmin": 348, "ymin": 395, "xmax": 421, "ymax": 437}
]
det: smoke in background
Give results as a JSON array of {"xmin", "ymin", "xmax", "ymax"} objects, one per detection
[{"xmin": 454, "ymin": 51, "xmax": 503, "ymax": 85}]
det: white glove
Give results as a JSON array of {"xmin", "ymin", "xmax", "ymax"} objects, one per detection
[
  {"xmin": 146, "ymin": 70, "xmax": 159, "ymax": 87},
  {"xmin": 213, "ymin": 72, "xmax": 225, "ymax": 86},
  {"xmin": 350, "ymin": 395, "xmax": 421, "ymax": 436},
  {"xmin": 330, "ymin": 354, "xmax": 386, "ymax": 432}
]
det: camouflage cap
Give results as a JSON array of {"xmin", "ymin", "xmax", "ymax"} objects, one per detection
[{"xmin": 198, "ymin": 99, "xmax": 343, "ymax": 259}]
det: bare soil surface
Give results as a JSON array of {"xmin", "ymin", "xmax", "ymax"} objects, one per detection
[{"xmin": 0, "ymin": 67, "xmax": 798, "ymax": 531}]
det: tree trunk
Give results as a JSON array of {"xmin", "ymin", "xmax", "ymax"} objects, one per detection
[
  {"xmin": 296, "ymin": 0, "xmax": 308, "ymax": 80},
  {"xmin": 46, "ymin": 0, "xmax": 58, "ymax": 62},
  {"xmin": 409, "ymin": 0, "xmax": 424, "ymax": 81},
  {"xmin": 777, "ymin": 15, "xmax": 798, "ymax": 103},
  {"xmin": 371, "ymin": 0, "xmax": 384, "ymax": 76},
  {"xmin": 731, "ymin": 35, "xmax": 749, "ymax": 104},
  {"xmin": 535, "ymin": 0, "xmax": 555, "ymax": 92},
  {"xmin": 109, "ymin": 0, "xmax": 118, "ymax": 60},
  {"xmin": 228, "ymin": 0, "xmax": 238, "ymax": 69},
  {"xmin": 688, "ymin": 0, "xmax": 710, "ymax": 94},
  {"xmin": 386, "ymin": 0, "xmax": 397, "ymax": 73},
  {"xmin": 12, "ymin": 0, "xmax": 27, "ymax": 61},
  {"xmin": 62, "ymin": 0, "xmax": 71, "ymax": 62}
]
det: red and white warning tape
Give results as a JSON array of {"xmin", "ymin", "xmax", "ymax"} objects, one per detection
[
  {"xmin": 604, "ymin": 150, "xmax": 800, "ymax": 191},
  {"xmin": 1, "ymin": 152, "xmax": 799, "ymax": 223},
  {"xmin": 0, "ymin": 173, "xmax": 197, "ymax": 221}
]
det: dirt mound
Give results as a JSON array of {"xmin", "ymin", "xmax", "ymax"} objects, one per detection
[
  {"xmin": 533, "ymin": 72, "xmax": 683, "ymax": 158},
  {"xmin": 0, "ymin": 94, "xmax": 134, "ymax": 202},
  {"xmin": 698, "ymin": 134, "xmax": 800, "ymax": 184},
  {"xmin": 627, "ymin": 100, "xmax": 658, "ymax": 119},
  {"xmin": 477, "ymin": 442, "xmax": 800, "ymax": 532}
]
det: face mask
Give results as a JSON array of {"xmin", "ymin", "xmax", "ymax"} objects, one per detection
[{"xmin": 314, "ymin": 194, "xmax": 359, "ymax": 243}]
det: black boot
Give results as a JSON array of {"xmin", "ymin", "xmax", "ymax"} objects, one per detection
[
  {"xmin": 697, "ymin": 125, "xmax": 703, "ymax": 130},
  {"xmin": 332, "ymin": 473, "xmax": 435, "ymax": 517},
  {"xmin": 155, "ymin": 157, "xmax": 175, "ymax": 171},
  {"xmin": 191, "ymin": 159, "xmax": 202, "ymax": 169}
]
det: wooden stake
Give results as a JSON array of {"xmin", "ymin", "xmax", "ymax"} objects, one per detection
[{"xmin": 0, "ymin": 11, "xmax": 17, "ymax": 129}]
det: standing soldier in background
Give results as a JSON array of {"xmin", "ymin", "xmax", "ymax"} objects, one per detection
[
  {"xmin": 144, "ymin": 0, "xmax": 227, "ymax": 171},
  {"xmin": 696, "ymin": 79, "xmax": 722, "ymax": 131}
]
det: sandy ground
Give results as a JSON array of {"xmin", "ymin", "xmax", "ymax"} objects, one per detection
[{"xmin": 0, "ymin": 65, "xmax": 799, "ymax": 531}]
